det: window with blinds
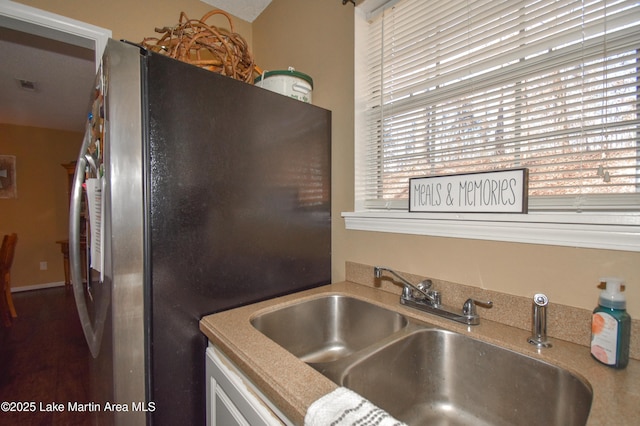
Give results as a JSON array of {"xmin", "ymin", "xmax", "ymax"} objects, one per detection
[{"xmin": 359, "ymin": 0, "xmax": 640, "ymax": 212}]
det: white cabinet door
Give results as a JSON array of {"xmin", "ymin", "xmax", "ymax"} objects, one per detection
[
  {"xmin": 211, "ymin": 384, "xmax": 250, "ymax": 426},
  {"xmin": 205, "ymin": 344, "xmax": 291, "ymax": 426}
]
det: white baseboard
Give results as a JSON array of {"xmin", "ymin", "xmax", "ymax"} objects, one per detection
[{"xmin": 11, "ymin": 281, "xmax": 67, "ymax": 292}]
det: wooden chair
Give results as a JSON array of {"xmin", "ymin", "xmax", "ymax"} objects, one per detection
[{"xmin": 1, "ymin": 233, "xmax": 18, "ymax": 324}]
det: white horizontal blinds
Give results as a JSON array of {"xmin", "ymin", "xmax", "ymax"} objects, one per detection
[{"xmin": 363, "ymin": 0, "xmax": 640, "ymax": 210}]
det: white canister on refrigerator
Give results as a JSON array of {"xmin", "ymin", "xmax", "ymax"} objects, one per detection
[{"xmin": 254, "ymin": 67, "xmax": 313, "ymax": 103}]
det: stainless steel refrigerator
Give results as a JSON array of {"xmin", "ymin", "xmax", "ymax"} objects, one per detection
[{"xmin": 69, "ymin": 39, "xmax": 331, "ymax": 425}]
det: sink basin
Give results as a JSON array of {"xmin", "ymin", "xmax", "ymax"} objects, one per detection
[
  {"xmin": 340, "ymin": 329, "xmax": 593, "ymax": 426},
  {"xmin": 251, "ymin": 294, "xmax": 592, "ymax": 425},
  {"xmin": 250, "ymin": 295, "xmax": 407, "ymax": 363}
]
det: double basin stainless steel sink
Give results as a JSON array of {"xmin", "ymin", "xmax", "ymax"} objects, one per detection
[{"xmin": 250, "ymin": 294, "xmax": 592, "ymax": 426}]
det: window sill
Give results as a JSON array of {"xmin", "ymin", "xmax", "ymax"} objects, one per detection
[{"xmin": 342, "ymin": 211, "xmax": 640, "ymax": 252}]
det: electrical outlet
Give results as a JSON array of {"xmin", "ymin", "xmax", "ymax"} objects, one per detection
[{"xmin": 39, "ymin": 261, "xmax": 48, "ymax": 271}]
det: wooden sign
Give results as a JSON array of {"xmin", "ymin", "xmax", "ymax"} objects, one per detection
[{"xmin": 409, "ymin": 168, "xmax": 528, "ymax": 213}]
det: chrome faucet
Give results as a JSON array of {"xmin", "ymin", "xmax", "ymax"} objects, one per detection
[
  {"xmin": 374, "ymin": 266, "xmax": 440, "ymax": 305},
  {"xmin": 374, "ymin": 266, "xmax": 492, "ymax": 325},
  {"xmin": 528, "ymin": 293, "xmax": 552, "ymax": 348}
]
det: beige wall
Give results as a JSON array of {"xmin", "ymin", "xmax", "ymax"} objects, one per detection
[
  {"xmin": 14, "ymin": 0, "xmax": 252, "ymax": 46},
  {"xmin": 10, "ymin": 0, "xmax": 639, "ymax": 318},
  {"xmin": 0, "ymin": 124, "xmax": 81, "ymax": 288}
]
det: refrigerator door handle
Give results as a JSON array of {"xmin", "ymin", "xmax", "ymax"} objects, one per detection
[{"xmin": 70, "ymin": 130, "xmax": 109, "ymax": 358}]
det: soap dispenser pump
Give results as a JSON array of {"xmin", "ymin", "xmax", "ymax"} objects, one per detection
[{"xmin": 590, "ymin": 277, "xmax": 631, "ymax": 369}]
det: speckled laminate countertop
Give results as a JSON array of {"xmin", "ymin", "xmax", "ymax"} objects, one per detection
[{"xmin": 199, "ymin": 281, "xmax": 640, "ymax": 426}]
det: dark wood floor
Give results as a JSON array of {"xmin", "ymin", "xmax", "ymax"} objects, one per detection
[{"xmin": 0, "ymin": 286, "xmax": 92, "ymax": 425}]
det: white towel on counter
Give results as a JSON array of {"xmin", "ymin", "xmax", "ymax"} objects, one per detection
[{"xmin": 304, "ymin": 387, "xmax": 408, "ymax": 426}]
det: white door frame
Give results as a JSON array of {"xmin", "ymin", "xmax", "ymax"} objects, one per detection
[{"xmin": 0, "ymin": 0, "xmax": 111, "ymax": 71}]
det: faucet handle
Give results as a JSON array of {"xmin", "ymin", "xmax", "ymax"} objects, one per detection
[
  {"xmin": 417, "ymin": 280, "xmax": 433, "ymax": 291},
  {"xmin": 462, "ymin": 298, "xmax": 493, "ymax": 316}
]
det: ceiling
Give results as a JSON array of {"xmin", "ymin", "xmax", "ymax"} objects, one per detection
[
  {"xmin": 0, "ymin": 26, "xmax": 95, "ymax": 134},
  {"xmin": 202, "ymin": 0, "xmax": 272, "ymax": 22}
]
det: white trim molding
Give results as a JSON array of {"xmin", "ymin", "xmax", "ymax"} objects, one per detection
[
  {"xmin": 342, "ymin": 211, "xmax": 640, "ymax": 252},
  {"xmin": 12, "ymin": 281, "xmax": 66, "ymax": 292},
  {"xmin": 0, "ymin": 0, "xmax": 111, "ymax": 71}
]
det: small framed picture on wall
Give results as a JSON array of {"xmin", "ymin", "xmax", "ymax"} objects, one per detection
[{"xmin": 0, "ymin": 155, "xmax": 17, "ymax": 199}]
